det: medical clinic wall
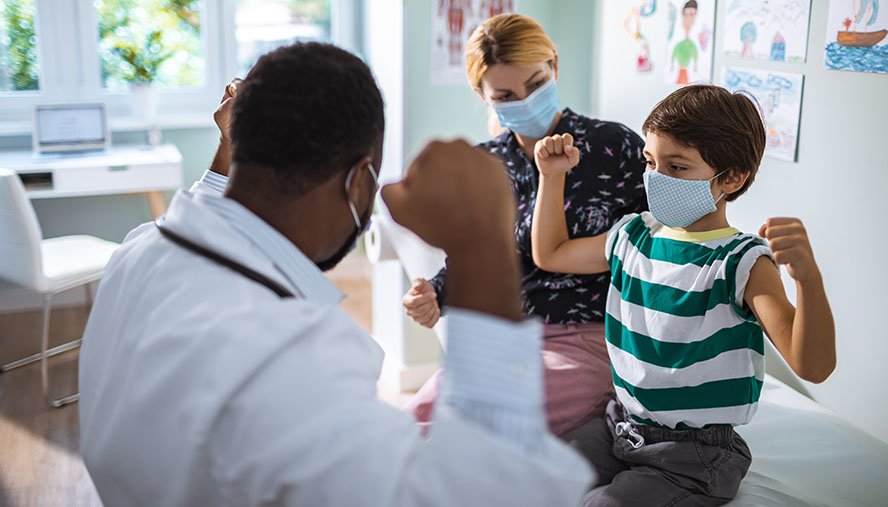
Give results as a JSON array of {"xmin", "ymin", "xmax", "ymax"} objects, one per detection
[
  {"xmin": 394, "ymin": 0, "xmax": 601, "ymax": 372},
  {"xmin": 594, "ymin": 1, "xmax": 888, "ymax": 443},
  {"xmin": 403, "ymin": 0, "xmax": 598, "ymax": 159}
]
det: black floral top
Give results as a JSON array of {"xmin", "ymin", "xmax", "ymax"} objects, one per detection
[{"xmin": 429, "ymin": 108, "xmax": 648, "ymax": 324}]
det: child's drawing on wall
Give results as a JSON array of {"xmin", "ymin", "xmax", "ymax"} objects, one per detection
[
  {"xmin": 724, "ymin": 1, "xmax": 811, "ymax": 62},
  {"xmin": 623, "ymin": 0, "xmax": 657, "ymax": 73},
  {"xmin": 722, "ymin": 67, "xmax": 805, "ymax": 162},
  {"xmin": 664, "ymin": 0, "xmax": 714, "ymax": 86},
  {"xmin": 824, "ymin": 0, "xmax": 888, "ymax": 73}
]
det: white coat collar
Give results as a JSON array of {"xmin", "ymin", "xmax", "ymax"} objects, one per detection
[{"xmin": 162, "ymin": 189, "xmax": 344, "ymax": 306}]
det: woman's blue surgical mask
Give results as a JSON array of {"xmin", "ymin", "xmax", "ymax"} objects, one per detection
[
  {"xmin": 643, "ymin": 169, "xmax": 727, "ymax": 228},
  {"xmin": 490, "ymin": 78, "xmax": 560, "ymax": 139}
]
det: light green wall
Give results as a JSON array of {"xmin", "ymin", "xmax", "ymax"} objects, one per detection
[
  {"xmin": 0, "ymin": 128, "xmax": 218, "ymax": 242},
  {"xmin": 403, "ymin": 0, "xmax": 597, "ymax": 161}
]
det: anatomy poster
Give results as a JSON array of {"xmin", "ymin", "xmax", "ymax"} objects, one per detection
[
  {"xmin": 722, "ymin": 67, "xmax": 805, "ymax": 162},
  {"xmin": 723, "ymin": 0, "xmax": 812, "ymax": 62},
  {"xmin": 664, "ymin": 0, "xmax": 716, "ymax": 86},
  {"xmin": 824, "ymin": 0, "xmax": 888, "ymax": 74},
  {"xmin": 431, "ymin": 0, "xmax": 518, "ymax": 85}
]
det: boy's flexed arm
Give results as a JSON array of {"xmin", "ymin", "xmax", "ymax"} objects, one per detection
[
  {"xmin": 745, "ymin": 218, "xmax": 836, "ymax": 383},
  {"xmin": 530, "ymin": 134, "xmax": 609, "ymax": 275}
]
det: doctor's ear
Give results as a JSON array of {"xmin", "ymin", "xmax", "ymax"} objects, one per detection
[
  {"xmin": 551, "ymin": 54, "xmax": 559, "ymax": 81},
  {"xmin": 345, "ymin": 156, "xmax": 378, "ymax": 201}
]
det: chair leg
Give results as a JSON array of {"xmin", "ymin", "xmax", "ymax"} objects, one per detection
[
  {"xmin": 39, "ymin": 293, "xmax": 79, "ymax": 408},
  {"xmin": 1, "ymin": 340, "xmax": 82, "ymax": 372},
  {"xmin": 84, "ymin": 283, "xmax": 93, "ymax": 311}
]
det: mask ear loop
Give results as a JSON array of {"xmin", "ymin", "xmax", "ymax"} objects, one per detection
[
  {"xmin": 709, "ymin": 169, "xmax": 730, "ymax": 205},
  {"xmin": 345, "ymin": 164, "xmax": 379, "ymax": 229}
]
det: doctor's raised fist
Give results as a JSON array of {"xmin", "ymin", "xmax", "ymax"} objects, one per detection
[
  {"xmin": 214, "ymin": 78, "xmax": 241, "ymax": 143},
  {"xmin": 381, "ymin": 139, "xmax": 515, "ymax": 256}
]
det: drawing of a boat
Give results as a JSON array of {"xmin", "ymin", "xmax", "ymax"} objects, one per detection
[{"xmin": 837, "ymin": 29, "xmax": 888, "ymax": 47}]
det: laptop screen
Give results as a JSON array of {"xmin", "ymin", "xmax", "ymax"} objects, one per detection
[{"xmin": 34, "ymin": 104, "xmax": 108, "ymax": 153}]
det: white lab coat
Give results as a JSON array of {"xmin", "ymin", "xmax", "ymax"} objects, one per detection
[{"xmin": 79, "ymin": 187, "xmax": 593, "ymax": 506}]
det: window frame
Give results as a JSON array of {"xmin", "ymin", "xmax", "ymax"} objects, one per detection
[{"xmin": 0, "ymin": 0, "xmax": 354, "ymax": 134}]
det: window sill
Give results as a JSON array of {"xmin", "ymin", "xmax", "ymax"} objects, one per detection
[{"xmin": 0, "ymin": 113, "xmax": 216, "ymax": 137}]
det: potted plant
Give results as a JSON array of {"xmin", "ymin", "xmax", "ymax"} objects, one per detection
[
  {"xmin": 110, "ymin": 30, "xmax": 174, "ymax": 120},
  {"xmin": 97, "ymin": 0, "xmax": 201, "ymax": 120}
]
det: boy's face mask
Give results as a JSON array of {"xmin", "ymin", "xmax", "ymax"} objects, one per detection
[
  {"xmin": 490, "ymin": 78, "xmax": 560, "ymax": 139},
  {"xmin": 643, "ymin": 169, "xmax": 727, "ymax": 228}
]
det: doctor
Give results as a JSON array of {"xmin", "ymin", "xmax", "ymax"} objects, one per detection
[{"xmin": 78, "ymin": 42, "xmax": 592, "ymax": 506}]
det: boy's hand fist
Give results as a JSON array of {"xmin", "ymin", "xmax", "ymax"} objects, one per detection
[
  {"xmin": 534, "ymin": 133, "xmax": 581, "ymax": 177},
  {"xmin": 759, "ymin": 217, "xmax": 821, "ymax": 283}
]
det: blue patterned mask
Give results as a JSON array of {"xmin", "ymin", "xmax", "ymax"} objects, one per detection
[
  {"xmin": 643, "ymin": 169, "xmax": 726, "ymax": 228},
  {"xmin": 490, "ymin": 78, "xmax": 560, "ymax": 139}
]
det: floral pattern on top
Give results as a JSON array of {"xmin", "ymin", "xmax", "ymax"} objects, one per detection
[{"xmin": 430, "ymin": 108, "xmax": 648, "ymax": 324}]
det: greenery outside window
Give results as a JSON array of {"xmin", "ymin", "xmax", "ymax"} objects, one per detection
[
  {"xmin": 97, "ymin": 0, "xmax": 205, "ymax": 89},
  {"xmin": 0, "ymin": 0, "xmax": 348, "ymax": 129},
  {"xmin": 0, "ymin": 0, "xmax": 39, "ymax": 92}
]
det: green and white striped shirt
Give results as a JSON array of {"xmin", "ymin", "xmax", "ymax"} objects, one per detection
[{"xmin": 604, "ymin": 212, "xmax": 773, "ymax": 429}]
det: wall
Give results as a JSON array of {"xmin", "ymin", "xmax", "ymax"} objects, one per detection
[
  {"xmin": 594, "ymin": 1, "xmax": 888, "ymax": 443},
  {"xmin": 403, "ymin": 0, "xmax": 597, "ymax": 161},
  {"xmin": 388, "ymin": 0, "xmax": 600, "ymax": 376}
]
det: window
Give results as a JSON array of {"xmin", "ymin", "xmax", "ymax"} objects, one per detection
[
  {"xmin": 0, "ymin": 0, "xmax": 353, "ymax": 129},
  {"xmin": 0, "ymin": 0, "xmax": 39, "ymax": 92},
  {"xmin": 235, "ymin": 0, "xmax": 331, "ymax": 77},
  {"xmin": 97, "ymin": 0, "xmax": 205, "ymax": 90}
]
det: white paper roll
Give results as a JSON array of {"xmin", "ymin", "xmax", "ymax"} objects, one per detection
[{"xmin": 365, "ymin": 217, "xmax": 399, "ymax": 263}]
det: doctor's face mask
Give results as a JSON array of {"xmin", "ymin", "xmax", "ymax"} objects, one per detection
[{"xmin": 315, "ymin": 163, "xmax": 379, "ymax": 272}]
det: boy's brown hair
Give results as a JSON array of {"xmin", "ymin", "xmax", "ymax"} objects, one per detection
[{"xmin": 642, "ymin": 84, "xmax": 766, "ymax": 201}]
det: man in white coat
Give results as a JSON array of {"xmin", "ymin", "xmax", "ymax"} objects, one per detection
[{"xmin": 79, "ymin": 42, "xmax": 593, "ymax": 506}]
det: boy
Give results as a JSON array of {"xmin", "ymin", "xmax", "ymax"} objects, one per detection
[{"xmin": 530, "ymin": 85, "xmax": 835, "ymax": 506}]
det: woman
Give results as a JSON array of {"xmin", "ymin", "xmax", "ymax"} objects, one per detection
[{"xmin": 402, "ymin": 13, "xmax": 647, "ymax": 436}]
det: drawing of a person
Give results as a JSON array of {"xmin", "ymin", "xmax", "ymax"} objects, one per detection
[{"xmin": 670, "ymin": 0, "xmax": 698, "ymax": 85}]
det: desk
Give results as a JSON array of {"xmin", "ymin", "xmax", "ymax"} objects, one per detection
[{"xmin": 0, "ymin": 144, "xmax": 183, "ymax": 218}]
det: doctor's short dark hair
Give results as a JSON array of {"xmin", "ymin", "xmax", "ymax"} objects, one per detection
[
  {"xmin": 642, "ymin": 84, "xmax": 766, "ymax": 202},
  {"xmin": 229, "ymin": 42, "xmax": 384, "ymax": 197}
]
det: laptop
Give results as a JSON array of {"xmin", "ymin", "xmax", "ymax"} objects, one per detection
[{"xmin": 32, "ymin": 103, "xmax": 110, "ymax": 156}]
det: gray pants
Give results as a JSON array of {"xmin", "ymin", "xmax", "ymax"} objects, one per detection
[{"xmin": 561, "ymin": 398, "xmax": 752, "ymax": 507}]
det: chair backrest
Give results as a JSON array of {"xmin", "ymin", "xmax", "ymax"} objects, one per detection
[{"xmin": 0, "ymin": 168, "xmax": 44, "ymax": 290}]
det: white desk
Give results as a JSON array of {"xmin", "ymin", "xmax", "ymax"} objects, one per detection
[{"xmin": 0, "ymin": 144, "xmax": 183, "ymax": 218}]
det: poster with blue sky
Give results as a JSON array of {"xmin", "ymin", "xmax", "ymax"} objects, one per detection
[
  {"xmin": 722, "ymin": 67, "xmax": 804, "ymax": 162},
  {"xmin": 723, "ymin": 0, "xmax": 811, "ymax": 62},
  {"xmin": 824, "ymin": 0, "xmax": 888, "ymax": 73}
]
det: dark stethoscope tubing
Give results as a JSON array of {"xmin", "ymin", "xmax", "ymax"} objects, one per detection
[{"xmin": 154, "ymin": 217, "xmax": 295, "ymax": 299}]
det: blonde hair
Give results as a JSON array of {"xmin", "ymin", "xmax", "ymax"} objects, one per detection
[{"xmin": 465, "ymin": 14, "xmax": 557, "ymax": 135}]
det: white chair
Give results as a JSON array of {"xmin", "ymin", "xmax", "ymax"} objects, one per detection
[{"xmin": 0, "ymin": 168, "xmax": 119, "ymax": 407}]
